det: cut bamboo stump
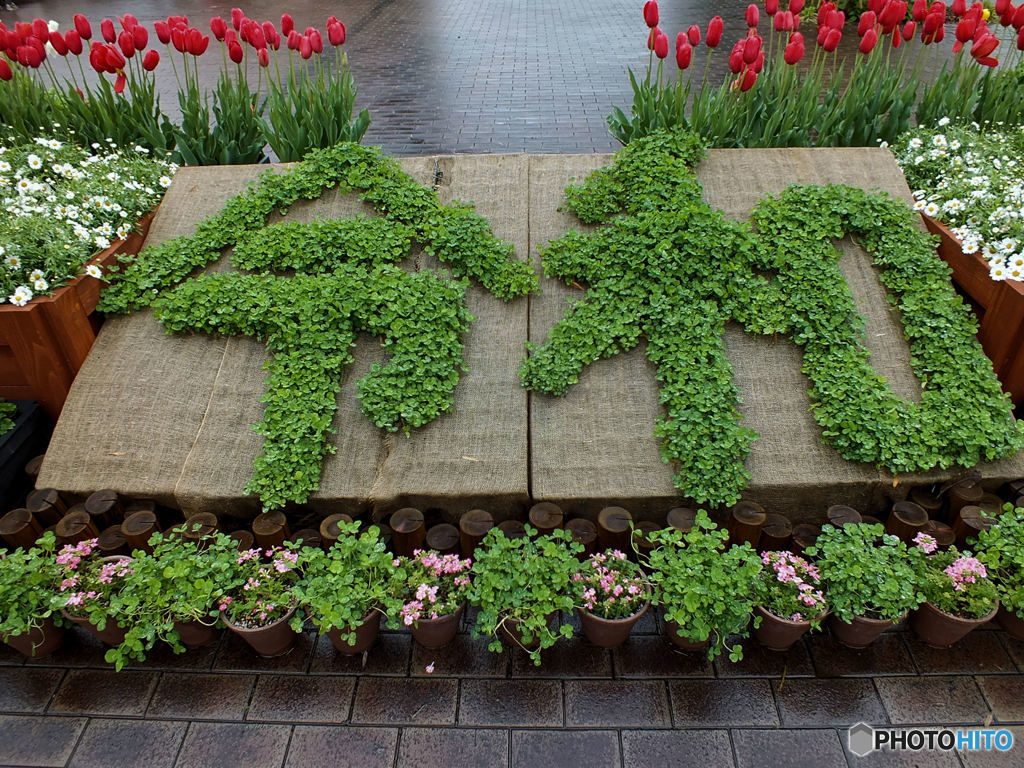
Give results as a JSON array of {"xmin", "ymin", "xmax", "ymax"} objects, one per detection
[
  {"xmin": 728, "ymin": 501, "xmax": 765, "ymax": 547},
  {"xmin": 1000, "ymin": 478, "xmax": 1024, "ymax": 502},
  {"xmin": 426, "ymin": 523, "xmax": 460, "ymax": 554},
  {"xmin": 497, "ymin": 520, "xmax": 528, "ymax": 540},
  {"xmin": 909, "ymin": 487, "xmax": 944, "ymax": 521},
  {"xmin": 923, "ymin": 520, "xmax": 956, "ymax": 551},
  {"xmin": 825, "ymin": 505, "xmax": 862, "ymax": 528},
  {"xmin": 181, "ymin": 512, "xmax": 219, "ymax": 548},
  {"xmin": 55, "ymin": 509, "xmax": 98, "ymax": 545},
  {"xmin": 25, "ymin": 488, "xmax": 65, "ymax": 526},
  {"xmin": 791, "ymin": 523, "xmax": 821, "ymax": 555},
  {"xmin": 978, "ymin": 493, "xmax": 1004, "ymax": 518},
  {"xmin": 632, "ymin": 520, "xmax": 661, "ymax": 559},
  {"xmin": 0, "ymin": 508, "xmax": 42, "ymax": 550},
  {"xmin": 121, "ymin": 510, "xmax": 160, "ymax": 553},
  {"xmin": 23, "ymin": 454, "xmax": 45, "ymax": 485},
  {"xmin": 229, "ymin": 530, "xmax": 255, "ymax": 552},
  {"xmin": 459, "ymin": 509, "xmax": 494, "ymax": 557},
  {"xmin": 252, "ymin": 511, "xmax": 289, "ymax": 549},
  {"xmin": 566, "ymin": 518, "xmax": 597, "ymax": 557},
  {"xmin": 953, "ymin": 506, "xmax": 996, "ymax": 548},
  {"xmin": 291, "ymin": 528, "xmax": 321, "ymax": 549},
  {"xmin": 597, "ymin": 506, "xmax": 633, "ymax": 553},
  {"xmin": 886, "ymin": 501, "xmax": 929, "ymax": 544},
  {"xmin": 528, "ymin": 502, "xmax": 563, "ymax": 536},
  {"xmin": 758, "ymin": 514, "xmax": 793, "ymax": 552},
  {"xmin": 666, "ymin": 507, "xmax": 697, "ymax": 534},
  {"xmin": 947, "ymin": 485, "xmax": 983, "ymax": 524},
  {"xmin": 84, "ymin": 490, "xmax": 122, "ymax": 529},
  {"xmin": 390, "ymin": 508, "xmax": 425, "ymax": 557},
  {"xmin": 96, "ymin": 524, "xmax": 129, "ymax": 556},
  {"xmin": 319, "ymin": 513, "xmax": 353, "ymax": 551}
]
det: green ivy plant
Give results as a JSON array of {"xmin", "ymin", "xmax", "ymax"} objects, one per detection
[
  {"xmin": 104, "ymin": 530, "xmax": 243, "ymax": 671},
  {"xmin": 101, "ymin": 142, "xmax": 536, "ymax": 511},
  {"xmin": 468, "ymin": 526, "xmax": 583, "ymax": 666},
  {"xmin": 0, "ymin": 532, "xmax": 64, "ymax": 652},
  {"xmin": 644, "ymin": 512, "xmax": 762, "ymax": 662},
  {"xmin": 805, "ymin": 522, "xmax": 924, "ymax": 624},
  {"xmin": 520, "ymin": 129, "xmax": 1023, "ymax": 506},
  {"xmin": 291, "ymin": 523, "xmax": 402, "ymax": 645},
  {"xmin": 972, "ymin": 505, "xmax": 1024, "ymax": 620},
  {"xmin": 0, "ymin": 399, "xmax": 15, "ymax": 434}
]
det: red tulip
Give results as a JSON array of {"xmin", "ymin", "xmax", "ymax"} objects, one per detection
[
  {"xmin": 281, "ymin": 14, "xmax": 294, "ymax": 36},
  {"xmin": 64, "ymin": 29, "xmax": 83, "ymax": 55},
  {"xmin": 89, "ymin": 43, "xmax": 106, "ymax": 72},
  {"xmin": 228, "ymin": 39, "xmax": 243, "ymax": 62},
  {"xmin": 299, "ymin": 35, "xmax": 313, "ymax": 59},
  {"xmin": 922, "ymin": 11, "xmax": 943, "ymax": 34},
  {"xmin": 740, "ymin": 68, "xmax": 758, "ymax": 91},
  {"xmin": 996, "ymin": 0, "xmax": 1011, "ymax": 12},
  {"xmin": 822, "ymin": 27, "xmax": 842, "ymax": 50},
  {"xmin": 859, "ymin": 11, "xmax": 878, "ymax": 36},
  {"xmin": 743, "ymin": 34, "xmax": 761, "ymax": 63},
  {"xmin": 309, "ymin": 29, "xmax": 323, "ymax": 53},
  {"xmin": 869, "ymin": 0, "xmax": 884, "ymax": 11},
  {"xmin": 328, "ymin": 22, "xmax": 346, "ymax": 46},
  {"xmin": 653, "ymin": 31, "xmax": 669, "ymax": 59},
  {"xmin": 263, "ymin": 22, "xmax": 280, "ymax": 49},
  {"xmin": 746, "ymin": 3, "xmax": 760, "ymax": 26},
  {"xmin": 171, "ymin": 27, "xmax": 186, "ymax": 53},
  {"xmin": 142, "ymin": 48, "xmax": 159, "ymax": 71},
  {"xmin": 729, "ymin": 40, "xmax": 745, "ymax": 72},
  {"xmin": 859, "ymin": 27, "xmax": 879, "ymax": 52},
  {"xmin": 971, "ymin": 32, "xmax": 999, "ymax": 57},
  {"xmin": 753, "ymin": 49, "xmax": 765, "ymax": 72},
  {"xmin": 188, "ymin": 29, "xmax": 210, "ymax": 56},
  {"xmin": 784, "ymin": 32, "xmax": 805, "ymax": 63},
  {"xmin": 676, "ymin": 40, "xmax": 692, "ymax": 68},
  {"xmin": 114, "ymin": 71, "xmax": 126, "ymax": 93},
  {"xmin": 827, "ymin": 9, "xmax": 846, "ymax": 28},
  {"xmin": 14, "ymin": 21, "xmax": 30, "ymax": 38},
  {"xmin": 134, "ymin": 25, "xmax": 148, "ymax": 51},
  {"xmin": 231, "ymin": 8, "xmax": 244, "ymax": 31},
  {"xmin": 74, "ymin": 14, "xmax": 92, "ymax": 41},
  {"xmin": 210, "ymin": 17, "xmax": 227, "ymax": 41},
  {"xmin": 31, "ymin": 18, "xmax": 49, "ymax": 44},
  {"xmin": 912, "ymin": 0, "xmax": 928, "ymax": 20},
  {"xmin": 287, "ymin": 29, "xmax": 302, "ymax": 50},
  {"xmin": 154, "ymin": 20, "xmax": 171, "ymax": 45},
  {"xmin": 50, "ymin": 31, "xmax": 68, "ymax": 56},
  {"xmin": 225, "ymin": 29, "xmax": 238, "ymax": 45},
  {"xmin": 118, "ymin": 30, "xmax": 135, "ymax": 58},
  {"xmin": 953, "ymin": 0, "xmax": 967, "ymax": 14},
  {"xmin": 1014, "ymin": 5, "xmax": 1024, "ymax": 26},
  {"xmin": 766, "ymin": 0, "xmax": 779, "ymax": 14},
  {"xmin": 258, "ymin": 47, "xmax": 270, "ymax": 67},
  {"xmin": 643, "ymin": 1, "xmax": 659, "ymax": 28},
  {"xmin": 167, "ymin": 15, "xmax": 189, "ymax": 29},
  {"xmin": 687, "ymin": 24, "xmax": 701, "ymax": 46},
  {"xmin": 955, "ymin": 17, "xmax": 978, "ymax": 40},
  {"xmin": 101, "ymin": 18, "xmax": 115, "ymax": 43},
  {"xmin": 248, "ymin": 23, "xmax": 267, "ymax": 50},
  {"xmin": 817, "ymin": 2, "xmax": 836, "ymax": 26},
  {"xmin": 706, "ymin": 16, "xmax": 724, "ymax": 47},
  {"xmin": 0, "ymin": 58, "xmax": 10, "ymax": 80},
  {"xmin": 105, "ymin": 44, "xmax": 125, "ymax": 70},
  {"xmin": 25, "ymin": 45, "xmax": 43, "ymax": 68},
  {"xmin": 903, "ymin": 20, "xmax": 917, "ymax": 39},
  {"xmin": 790, "ymin": 0, "xmax": 805, "ymax": 13},
  {"xmin": 122, "ymin": 14, "xmax": 139, "ymax": 31}
]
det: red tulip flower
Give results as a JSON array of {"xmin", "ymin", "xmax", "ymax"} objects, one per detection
[
  {"xmin": 729, "ymin": 40, "xmax": 745, "ymax": 72},
  {"xmin": 171, "ymin": 27, "xmax": 186, "ymax": 53},
  {"xmin": 996, "ymin": 0, "xmax": 1011, "ymax": 12},
  {"xmin": 101, "ymin": 18, "xmax": 115, "ymax": 44},
  {"xmin": 328, "ymin": 22, "xmax": 346, "ymax": 46},
  {"xmin": 822, "ymin": 27, "xmax": 842, "ymax": 51},
  {"xmin": 133, "ymin": 25, "xmax": 148, "ymax": 51},
  {"xmin": 50, "ymin": 31, "xmax": 68, "ymax": 56},
  {"xmin": 189, "ymin": 29, "xmax": 210, "ymax": 56},
  {"xmin": 687, "ymin": 24, "xmax": 701, "ymax": 46},
  {"xmin": 258, "ymin": 48, "xmax": 270, "ymax": 67},
  {"xmin": 74, "ymin": 14, "xmax": 92, "ymax": 41},
  {"xmin": 88, "ymin": 43, "xmax": 106, "ymax": 72},
  {"xmin": 0, "ymin": 58, "xmax": 10, "ymax": 80},
  {"xmin": 154, "ymin": 20, "xmax": 171, "ymax": 45},
  {"xmin": 644, "ymin": 1, "xmax": 659, "ymax": 29},
  {"xmin": 706, "ymin": 16, "xmax": 724, "ymax": 47},
  {"xmin": 231, "ymin": 8, "xmax": 244, "ymax": 31},
  {"xmin": 743, "ymin": 34, "xmax": 761, "ymax": 63},
  {"xmin": 953, "ymin": 0, "xmax": 967, "ymax": 15},
  {"xmin": 859, "ymin": 27, "xmax": 879, "ymax": 52},
  {"xmin": 955, "ymin": 17, "xmax": 978, "ymax": 41},
  {"xmin": 746, "ymin": 3, "xmax": 760, "ymax": 26},
  {"xmin": 114, "ymin": 72, "xmax": 126, "ymax": 93},
  {"xmin": 790, "ymin": 0, "xmax": 805, "ymax": 13},
  {"xmin": 105, "ymin": 44, "xmax": 125, "ymax": 70},
  {"xmin": 766, "ymin": 0, "xmax": 779, "ymax": 15},
  {"xmin": 210, "ymin": 17, "xmax": 227, "ymax": 41},
  {"xmin": 817, "ymin": 2, "xmax": 836, "ymax": 26},
  {"xmin": 741, "ymin": 68, "xmax": 758, "ymax": 91},
  {"xmin": 118, "ymin": 30, "xmax": 135, "ymax": 58},
  {"xmin": 228, "ymin": 39, "xmax": 243, "ymax": 63},
  {"xmin": 971, "ymin": 32, "xmax": 999, "ymax": 57},
  {"xmin": 299, "ymin": 35, "xmax": 313, "ymax": 59},
  {"xmin": 281, "ymin": 14, "xmax": 294, "ymax": 36},
  {"xmin": 753, "ymin": 49, "xmax": 765, "ymax": 72},
  {"xmin": 1014, "ymin": 5, "xmax": 1024, "ymax": 26},
  {"xmin": 922, "ymin": 11, "xmax": 943, "ymax": 34},
  {"xmin": 122, "ymin": 14, "xmax": 139, "ymax": 31},
  {"xmin": 859, "ymin": 11, "xmax": 877, "ymax": 36},
  {"xmin": 903, "ymin": 20, "xmax": 917, "ymax": 40},
  {"xmin": 784, "ymin": 32, "xmax": 805, "ymax": 63},
  {"xmin": 263, "ymin": 22, "xmax": 280, "ymax": 49},
  {"xmin": 31, "ymin": 18, "xmax": 49, "ymax": 44},
  {"xmin": 142, "ymin": 48, "xmax": 159, "ymax": 70},
  {"xmin": 879, "ymin": 1, "xmax": 907, "ymax": 32},
  {"xmin": 287, "ymin": 29, "xmax": 302, "ymax": 50},
  {"xmin": 64, "ymin": 29, "xmax": 83, "ymax": 54},
  {"xmin": 309, "ymin": 29, "xmax": 323, "ymax": 53},
  {"xmin": 676, "ymin": 39, "xmax": 692, "ymax": 68}
]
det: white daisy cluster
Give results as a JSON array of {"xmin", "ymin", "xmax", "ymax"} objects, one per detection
[
  {"xmin": 1, "ymin": 133, "xmax": 178, "ymax": 305},
  {"xmin": 893, "ymin": 120, "xmax": 1024, "ymax": 283}
]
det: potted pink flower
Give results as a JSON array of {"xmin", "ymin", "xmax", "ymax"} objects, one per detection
[
  {"xmin": 752, "ymin": 550, "xmax": 828, "ymax": 651},
  {"xmin": 572, "ymin": 549, "xmax": 650, "ymax": 648},
  {"xmin": 393, "ymin": 549, "xmax": 473, "ymax": 649},
  {"xmin": 55, "ymin": 538, "xmax": 134, "ymax": 646}
]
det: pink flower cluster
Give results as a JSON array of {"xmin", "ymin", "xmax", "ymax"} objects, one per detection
[
  {"xmin": 397, "ymin": 549, "xmax": 472, "ymax": 626},
  {"xmin": 914, "ymin": 532, "xmax": 938, "ymax": 554},
  {"xmin": 944, "ymin": 555, "xmax": 988, "ymax": 592},
  {"xmin": 760, "ymin": 550, "xmax": 825, "ymax": 621},
  {"xmin": 55, "ymin": 538, "xmax": 97, "ymax": 570},
  {"xmin": 574, "ymin": 550, "xmax": 646, "ymax": 619}
]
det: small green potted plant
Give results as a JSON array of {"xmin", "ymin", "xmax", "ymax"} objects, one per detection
[
  {"xmin": 572, "ymin": 548, "xmax": 650, "ymax": 649},
  {"xmin": 218, "ymin": 541, "xmax": 304, "ymax": 658},
  {"xmin": 394, "ymin": 548, "xmax": 473, "ymax": 649},
  {"xmin": 972, "ymin": 505, "xmax": 1024, "ymax": 640},
  {"xmin": 0, "ymin": 532, "xmax": 66, "ymax": 658},
  {"xmin": 646, "ymin": 511, "xmax": 762, "ymax": 661},
  {"xmin": 908, "ymin": 532, "xmax": 999, "ymax": 648},
  {"xmin": 752, "ymin": 550, "xmax": 828, "ymax": 652},
  {"xmin": 55, "ymin": 537, "xmax": 135, "ymax": 646},
  {"xmin": 103, "ymin": 529, "xmax": 243, "ymax": 670},
  {"xmin": 805, "ymin": 522, "xmax": 923, "ymax": 648},
  {"xmin": 468, "ymin": 525, "xmax": 583, "ymax": 665},
  {"xmin": 292, "ymin": 522, "xmax": 399, "ymax": 655}
]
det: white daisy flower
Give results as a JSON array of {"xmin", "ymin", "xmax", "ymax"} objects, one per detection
[
  {"xmin": 5, "ymin": 254, "xmax": 20, "ymax": 269},
  {"xmin": 26, "ymin": 154, "xmax": 42, "ymax": 170},
  {"xmin": 33, "ymin": 278, "xmax": 48, "ymax": 291},
  {"xmin": 963, "ymin": 241, "xmax": 980, "ymax": 254},
  {"xmin": 924, "ymin": 202, "xmax": 940, "ymax": 217},
  {"xmin": 0, "ymin": 161, "xmax": 10, "ymax": 172},
  {"xmin": 159, "ymin": 176, "xmax": 173, "ymax": 188},
  {"xmin": 28, "ymin": 268, "xmax": 44, "ymax": 282},
  {"xmin": 913, "ymin": 200, "xmax": 926, "ymax": 211},
  {"xmin": 908, "ymin": 137, "xmax": 923, "ymax": 149},
  {"xmin": 938, "ymin": 117, "xmax": 951, "ymax": 127},
  {"xmin": 991, "ymin": 265, "xmax": 1008, "ymax": 281},
  {"xmin": 85, "ymin": 264, "xmax": 103, "ymax": 279},
  {"xmin": 9, "ymin": 285, "xmax": 33, "ymax": 306}
]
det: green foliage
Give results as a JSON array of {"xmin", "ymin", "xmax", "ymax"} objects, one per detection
[
  {"xmin": 645, "ymin": 512, "xmax": 762, "ymax": 662},
  {"xmin": 0, "ymin": 399, "xmax": 15, "ymax": 434},
  {"xmin": 911, "ymin": 545, "xmax": 999, "ymax": 620},
  {"xmin": 0, "ymin": 533, "xmax": 65, "ymax": 647},
  {"xmin": 104, "ymin": 530, "xmax": 243, "ymax": 671},
  {"xmin": 468, "ymin": 526, "xmax": 584, "ymax": 666},
  {"xmin": 291, "ymin": 524, "xmax": 401, "ymax": 644},
  {"xmin": 172, "ymin": 74, "xmax": 267, "ymax": 166},
  {"xmin": 806, "ymin": 523, "xmax": 924, "ymax": 623},
  {"xmin": 220, "ymin": 543, "xmax": 303, "ymax": 629},
  {"xmin": 972, "ymin": 505, "xmax": 1024, "ymax": 618},
  {"xmin": 916, "ymin": 59, "xmax": 1024, "ymax": 129}
]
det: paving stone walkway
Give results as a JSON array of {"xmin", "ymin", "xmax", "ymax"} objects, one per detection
[{"xmin": 2, "ymin": 608, "xmax": 1022, "ymax": 767}]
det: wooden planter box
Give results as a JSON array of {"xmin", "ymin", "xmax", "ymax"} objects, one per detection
[
  {"xmin": 923, "ymin": 214, "xmax": 1024, "ymax": 407},
  {"xmin": 0, "ymin": 213, "xmax": 154, "ymax": 422}
]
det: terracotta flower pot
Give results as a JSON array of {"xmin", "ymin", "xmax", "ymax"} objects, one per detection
[
  {"xmin": 577, "ymin": 600, "xmax": 650, "ymax": 649},
  {"xmin": 753, "ymin": 605, "xmax": 827, "ymax": 652},
  {"xmin": 3, "ymin": 616, "xmax": 65, "ymax": 658},
  {"xmin": 324, "ymin": 611, "xmax": 381, "ymax": 655},
  {"xmin": 828, "ymin": 612, "xmax": 904, "ymax": 649},
  {"xmin": 61, "ymin": 610, "xmax": 129, "ymax": 647},
  {"xmin": 910, "ymin": 601, "xmax": 999, "ymax": 648},
  {"xmin": 223, "ymin": 605, "xmax": 299, "ymax": 658},
  {"xmin": 500, "ymin": 613, "xmax": 554, "ymax": 651},
  {"xmin": 995, "ymin": 603, "xmax": 1024, "ymax": 640},
  {"xmin": 412, "ymin": 604, "xmax": 465, "ymax": 650},
  {"xmin": 663, "ymin": 618, "xmax": 711, "ymax": 652},
  {"xmin": 173, "ymin": 619, "xmax": 220, "ymax": 649}
]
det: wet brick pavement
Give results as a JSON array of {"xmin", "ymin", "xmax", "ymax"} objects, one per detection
[{"xmin": 1, "ymin": 611, "xmax": 1022, "ymax": 767}]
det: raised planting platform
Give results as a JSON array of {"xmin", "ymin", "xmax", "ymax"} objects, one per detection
[{"xmin": 36, "ymin": 150, "xmax": 1024, "ymax": 524}]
